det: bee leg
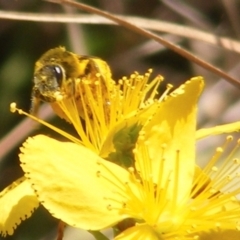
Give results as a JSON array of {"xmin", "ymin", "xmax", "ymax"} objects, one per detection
[{"xmin": 30, "ymin": 88, "xmax": 41, "ymax": 116}]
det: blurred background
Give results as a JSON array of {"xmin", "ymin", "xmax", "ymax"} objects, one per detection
[{"xmin": 1, "ymin": 0, "xmax": 240, "ymax": 239}]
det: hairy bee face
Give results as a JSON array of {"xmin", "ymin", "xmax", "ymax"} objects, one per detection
[
  {"xmin": 33, "ymin": 64, "xmax": 65, "ymax": 102},
  {"xmin": 31, "ymin": 46, "xmax": 112, "ymax": 116}
]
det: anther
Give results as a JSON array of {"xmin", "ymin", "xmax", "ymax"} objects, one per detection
[
  {"xmin": 215, "ymin": 222, "xmax": 221, "ymax": 229},
  {"xmin": 216, "ymin": 147, "xmax": 223, "ymax": 153},
  {"xmin": 145, "ymin": 73, "xmax": 150, "ymax": 78},
  {"xmin": 96, "ymin": 159, "xmax": 102, "ymax": 165},
  {"xmin": 212, "ymin": 166, "xmax": 218, "ymax": 172},
  {"xmin": 236, "ymin": 225, "xmax": 240, "ymax": 231},
  {"xmin": 209, "ymin": 188, "xmax": 217, "ymax": 194},
  {"xmin": 118, "ymin": 79, "xmax": 123, "ymax": 85},
  {"xmin": 107, "ymin": 204, "xmax": 112, "ymax": 210},
  {"xmin": 128, "ymin": 167, "xmax": 134, "ymax": 173},
  {"xmin": 144, "ymin": 140, "xmax": 149, "ymax": 146},
  {"xmin": 147, "ymin": 68, "xmax": 153, "ymax": 74},
  {"xmin": 233, "ymin": 158, "xmax": 240, "ymax": 164},
  {"xmin": 226, "ymin": 175, "xmax": 232, "ymax": 181},
  {"xmin": 56, "ymin": 95, "xmax": 63, "ymax": 101},
  {"xmin": 190, "ymin": 207, "xmax": 196, "ymax": 211},
  {"xmin": 10, "ymin": 102, "xmax": 17, "ymax": 113},
  {"xmin": 227, "ymin": 135, "xmax": 233, "ymax": 141},
  {"xmin": 130, "ymin": 74, "xmax": 136, "ymax": 79},
  {"xmin": 95, "ymin": 73, "xmax": 101, "ymax": 78},
  {"xmin": 191, "ymin": 224, "xmax": 197, "ymax": 229},
  {"xmin": 161, "ymin": 143, "xmax": 167, "ymax": 149},
  {"xmin": 138, "ymin": 130, "xmax": 145, "ymax": 141}
]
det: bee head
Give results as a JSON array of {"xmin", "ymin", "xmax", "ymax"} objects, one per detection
[{"xmin": 32, "ymin": 64, "xmax": 65, "ymax": 102}]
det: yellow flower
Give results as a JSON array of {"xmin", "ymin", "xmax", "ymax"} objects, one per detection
[
  {"xmin": 32, "ymin": 47, "xmax": 165, "ymax": 157},
  {"xmin": 0, "ymin": 178, "xmax": 39, "ymax": 236},
  {"xmin": 16, "ymin": 78, "xmax": 240, "ymax": 239},
  {"xmin": 0, "ymin": 68, "xmax": 165, "ymax": 236},
  {"xmin": 18, "ymin": 67, "xmax": 166, "ymax": 162}
]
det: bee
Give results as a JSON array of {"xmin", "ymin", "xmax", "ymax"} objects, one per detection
[{"xmin": 31, "ymin": 46, "xmax": 113, "ymax": 118}]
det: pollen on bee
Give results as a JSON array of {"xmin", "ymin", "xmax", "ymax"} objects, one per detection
[{"xmin": 54, "ymin": 92, "xmax": 63, "ymax": 101}]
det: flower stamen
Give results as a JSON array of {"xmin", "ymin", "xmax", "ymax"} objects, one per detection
[{"xmin": 10, "ymin": 102, "xmax": 82, "ymax": 145}]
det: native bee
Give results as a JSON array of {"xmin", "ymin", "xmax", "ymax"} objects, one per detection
[{"xmin": 31, "ymin": 46, "xmax": 113, "ymax": 117}]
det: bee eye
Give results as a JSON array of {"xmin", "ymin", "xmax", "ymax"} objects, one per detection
[{"xmin": 52, "ymin": 65, "xmax": 63, "ymax": 85}]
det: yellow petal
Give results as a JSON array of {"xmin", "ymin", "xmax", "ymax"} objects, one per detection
[
  {"xmin": 136, "ymin": 77, "xmax": 204, "ymax": 201},
  {"xmin": 199, "ymin": 230, "xmax": 240, "ymax": 240},
  {"xmin": 115, "ymin": 224, "xmax": 160, "ymax": 240},
  {"xmin": 196, "ymin": 122, "xmax": 240, "ymax": 140},
  {"xmin": 19, "ymin": 135, "xmax": 133, "ymax": 230},
  {"xmin": 0, "ymin": 177, "xmax": 39, "ymax": 236}
]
